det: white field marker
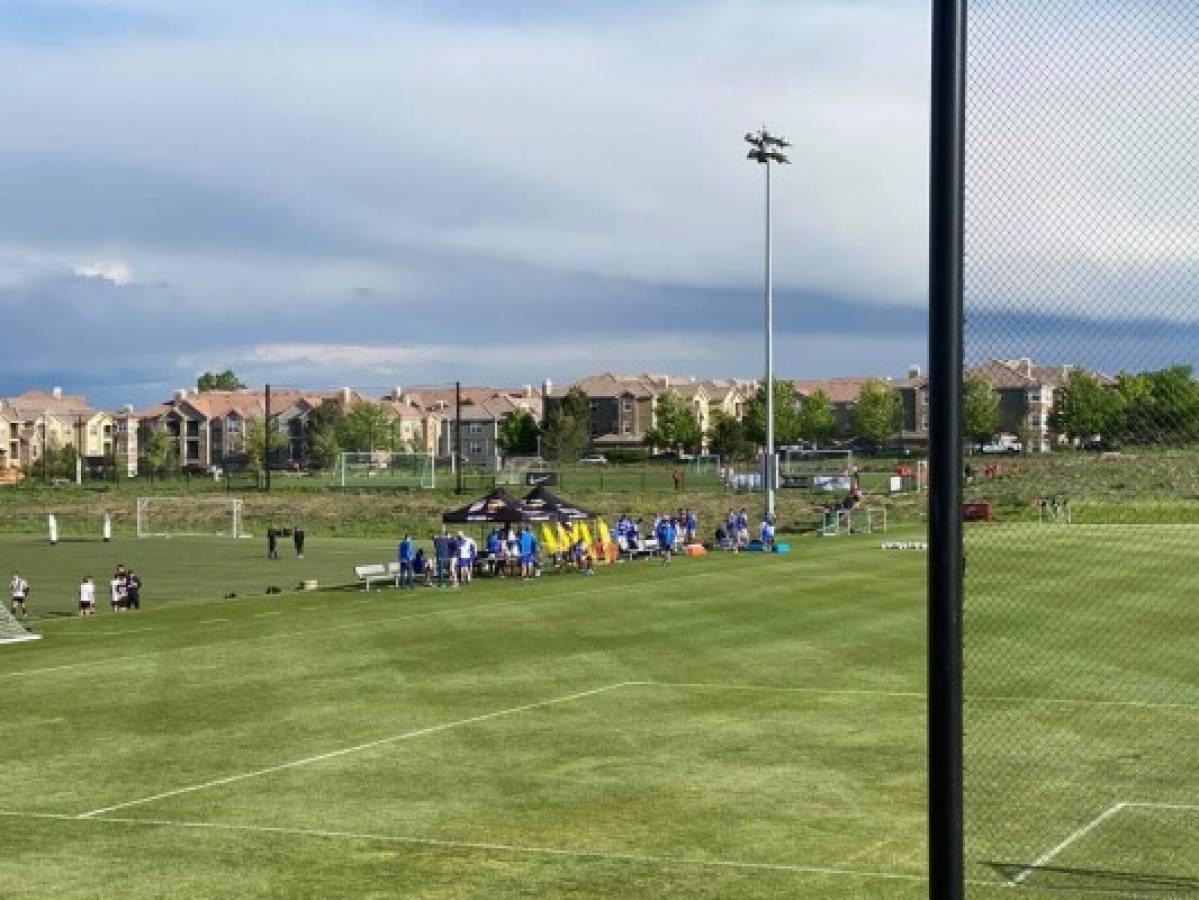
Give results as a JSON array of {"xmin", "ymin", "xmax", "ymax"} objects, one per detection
[
  {"xmin": 1009, "ymin": 802, "xmax": 1127, "ymax": 886},
  {"xmin": 75, "ymin": 683, "xmax": 630, "ymax": 819}
]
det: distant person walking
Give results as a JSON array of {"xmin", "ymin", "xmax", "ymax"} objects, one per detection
[
  {"xmin": 293, "ymin": 528, "xmax": 305, "ymax": 558},
  {"xmin": 9, "ymin": 572, "xmax": 29, "ymax": 618},
  {"xmin": 267, "ymin": 528, "xmax": 279, "ymax": 559}
]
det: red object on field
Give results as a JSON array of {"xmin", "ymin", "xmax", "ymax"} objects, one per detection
[{"xmin": 963, "ymin": 501, "xmax": 993, "ymax": 522}]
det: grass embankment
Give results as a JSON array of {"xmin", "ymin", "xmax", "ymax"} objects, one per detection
[
  {"xmin": 0, "ymin": 480, "xmax": 925, "ymax": 540},
  {"xmin": 966, "ymin": 447, "xmax": 1199, "ymax": 522}
]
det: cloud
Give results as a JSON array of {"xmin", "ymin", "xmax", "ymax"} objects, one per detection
[
  {"xmin": 0, "ymin": 0, "xmax": 1194, "ymax": 409},
  {"xmin": 73, "ymin": 259, "xmax": 133, "ymax": 285}
]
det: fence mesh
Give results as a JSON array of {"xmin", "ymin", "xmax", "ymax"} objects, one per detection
[{"xmin": 963, "ymin": 1, "xmax": 1198, "ymax": 891}]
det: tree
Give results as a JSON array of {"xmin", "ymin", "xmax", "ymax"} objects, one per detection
[
  {"xmin": 851, "ymin": 378, "xmax": 901, "ymax": 450},
  {"xmin": 707, "ymin": 408, "xmax": 751, "ymax": 461},
  {"xmin": 645, "ymin": 391, "xmax": 702, "ymax": 453},
  {"xmin": 743, "ymin": 379, "xmax": 804, "ymax": 447},
  {"xmin": 560, "ymin": 387, "xmax": 591, "ymax": 423},
  {"xmin": 245, "ymin": 417, "xmax": 287, "ymax": 471},
  {"xmin": 963, "ymin": 374, "xmax": 1001, "ymax": 445},
  {"xmin": 541, "ymin": 409, "xmax": 589, "ymax": 462},
  {"xmin": 796, "ymin": 388, "xmax": 836, "ymax": 445},
  {"xmin": 196, "ymin": 370, "xmax": 246, "ymax": 392},
  {"xmin": 140, "ymin": 429, "xmax": 176, "ymax": 473},
  {"xmin": 498, "ymin": 409, "xmax": 540, "ymax": 455},
  {"xmin": 337, "ymin": 401, "xmax": 395, "ymax": 453},
  {"xmin": 1050, "ymin": 370, "xmax": 1119, "ymax": 443},
  {"xmin": 308, "ymin": 426, "xmax": 342, "ymax": 470}
]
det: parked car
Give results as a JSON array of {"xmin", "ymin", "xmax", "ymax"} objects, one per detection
[
  {"xmin": 980, "ymin": 436, "xmax": 1022, "ymax": 454},
  {"xmin": 579, "ymin": 453, "xmax": 608, "ymax": 465}
]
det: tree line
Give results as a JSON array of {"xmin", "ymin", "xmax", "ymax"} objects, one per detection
[{"xmin": 536, "ymin": 379, "xmax": 904, "ymax": 463}]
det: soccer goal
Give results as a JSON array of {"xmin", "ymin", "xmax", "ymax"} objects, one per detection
[
  {"xmin": 331, "ymin": 451, "xmax": 437, "ymax": 489},
  {"xmin": 821, "ymin": 506, "xmax": 886, "ymax": 537},
  {"xmin": 780, "ymin": 449, "xmax": 854, "ymax": 491},
  {"xmin": 136, "ymin": 497, "xmax": 245, "ymax": 539},
  {"xmin": 0, "ymin": 604, "xmax": 39, "ymax": 645},
  {"xmin": 688, "ymin": 454, "xmax": 721, "ymax": 474}
]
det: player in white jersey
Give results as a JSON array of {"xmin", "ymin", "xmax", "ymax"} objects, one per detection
[
  {"xmin": 9, "ymin": 573, "xmax": 29, "ymax": 618},
  {"xmin": 78, "ymin": 576, "xmax": 96, "ymax": 616}
]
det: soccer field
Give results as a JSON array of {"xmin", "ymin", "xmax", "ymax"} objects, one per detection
[{"xmin": 0, "ymin": 528, "xmax": 1195, "ymax": 897}]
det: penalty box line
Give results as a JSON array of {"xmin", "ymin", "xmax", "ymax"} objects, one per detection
[
  {"xmin": 0, "ymin": 810, "xmax": 954, "ymax": 887},
  {"xmin": 75, "ymin": 682, "xmax": 631, "ymax": 819},
  {"xmin": 72, "ymin": 681, "xmax": 1199, "ymax": 820},
  {"xmin": 1009, "ymin": 800, "xmax": 1199, "ymax": 887},
  {"xmin": 74, "ymin": 677, "xmax": 923, "ymax": 821}
]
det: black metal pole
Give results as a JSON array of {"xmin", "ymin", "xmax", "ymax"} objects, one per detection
[
  {"xmin": 455, "ymin": 381, "xmax": 463, "ymax": 495},
  {"xmin": 928, "ymin": 0, "xmax": 967, "ymax": 897},
  {"xmin": 265, "ymin": 383, "xmax": 272, "ymax": 493}
]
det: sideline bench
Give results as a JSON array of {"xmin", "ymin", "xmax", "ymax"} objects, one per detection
[{"xmin": 354, "ymin": 563, "xmax": 401, "ymax": 591}]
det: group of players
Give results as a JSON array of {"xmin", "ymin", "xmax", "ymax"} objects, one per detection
[
  {"xmin": 6, "ymin": 566, "xmax": 144, "ymax": 619},
  {"xmin": 77, "ymin": 565, "xmax": 143, "ymax": 616},
  {"xmin": 394, "ymin": 523, "xmax": 607, "ymax": 590}
]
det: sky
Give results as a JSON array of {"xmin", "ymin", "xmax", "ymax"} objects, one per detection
[{"xmin": 0, "ymin": 0, "xmax": 1194, "ymax": 408}]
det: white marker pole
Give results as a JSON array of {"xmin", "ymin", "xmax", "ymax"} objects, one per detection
[
  {"xmin": 48, "ymin": 514, "xmax": 59, "ymax": 546},
  {"xmin": 102, "ymin": 512, "xmax": 112, "ymax": 543}
]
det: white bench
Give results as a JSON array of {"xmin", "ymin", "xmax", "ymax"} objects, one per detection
[
  {"xmin": 354, "ymin": 563, "xmax": 400, "ymax": 591},
  {"xmin": 616, "ymin": 535, "xmax": 658, "ymax": 559}
]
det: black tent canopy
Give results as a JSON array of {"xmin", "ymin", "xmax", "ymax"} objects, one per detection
[
  {"xmin": 521, "ymin": 485, "xmax": 596, "ymax": 522},
  {"xmin": 442, "ymin": 488, "xmax": 530, "ymax": 524}
]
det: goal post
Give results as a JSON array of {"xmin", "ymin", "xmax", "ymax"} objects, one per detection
[
  {"xmin": 331, "ymin": 451, "xmax": 436, "ymax": 489},
  {"xmin": 136, "ymin": 497, "xmax": 245, "ymax": 539}
]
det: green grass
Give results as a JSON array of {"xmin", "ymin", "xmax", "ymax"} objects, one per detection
[{"xmin": 0, "ymin": 526, "xmax": 1195, "ymax": 897}]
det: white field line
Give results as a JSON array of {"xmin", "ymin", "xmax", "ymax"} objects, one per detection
[
  {"xmin": 0, "ymin": 810, "xmax": 944, "ymax": 886},
  {"xmin": 253, "ymin": 611, "xmax": 282, "ymax": 618},
  {"xmin": 56, "ymin": 627, "xmax": 159, "ymax": 637},
  {"xmin": 75, "ymin": 683, "xmax": 630, "ymax": 819},
  {"xmin": 1009, "ymin": 802, "xmax": 1127, "ymax": 886},
  {"xmin": 0, "ymin": 565, "xmax": 764, "ymax": 683},
  {"xmin": 628, "ymin": 681, "xmax": 1199, "ymax": 712},
  {"xmin": 630, "ymin": 681, "xmax": 925, "ymax": 700},
  {"xmin": 199, "ymin": 618, "xmax": 230, "ymax": 624},
  {"xmin": 1125, "ymin": 801, "xmax": 1199, "ymax": 811}
]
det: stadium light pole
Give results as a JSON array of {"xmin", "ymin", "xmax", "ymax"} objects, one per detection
[{"xmin": 745, "ymin": 126, "xmax": 790, "ymax": 518}]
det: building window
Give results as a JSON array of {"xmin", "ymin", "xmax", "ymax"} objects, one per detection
[
  {"xmin": 226, "ymin": 418, "xmax": 241, "ymax": 434},
  {"xmin": 622, "ymin": 424, "xmax": 631, "ymax": 434},
  {"xmin": 469, "ymin": 422, "xmax": 483, "ymax": 435},
  {"xmin": 469, "ymin": 442, "xmax": 483, "ymax": 455},
  {"xmin": 622, "ymin": 399, "xmax": 632, "ymax": 413}
]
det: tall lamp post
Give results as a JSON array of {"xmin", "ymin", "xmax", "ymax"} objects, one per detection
[{"xmin": 745, "ymin": 126, "xmax": 790, "ymax": 518}]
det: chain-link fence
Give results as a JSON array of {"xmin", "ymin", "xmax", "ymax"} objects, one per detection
[{"xmin": 962, "ymin": 1, "xmax": 1198, "ymax": 891}]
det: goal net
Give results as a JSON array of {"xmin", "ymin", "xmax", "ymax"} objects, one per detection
[
  {"xmin": 331, "ymin": 451, "xmax": 436, "ymax": 489},
  {"xmin": 780, "ymin": 449, "xmax": 854, "ymax": 491},
  {"xmin": 0, "ymin": 604, "xmax": 40, "ymax": 645},
  {"xmin": 136, "ymin": 497, "xmax": 245, "ymax": 538}
]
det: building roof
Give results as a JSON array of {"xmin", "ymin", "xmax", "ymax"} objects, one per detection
[
  {"xmin": 554, "ymin": 373, "xmax": 659, "ymax": 400},
  {"xmin": 793, "ymin": 378, "xmax": 881, "ymax": 405},
  {"xmin": 973, "ymin": 359, "xmax": 1114, "ymax": 389},
  {"xmin": 2, "ymin": 389, "xmax": 97, "ymax": 421}
]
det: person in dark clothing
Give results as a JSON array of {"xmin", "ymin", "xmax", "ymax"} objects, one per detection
[
  {"xmin": 433, "ymin": 534, "xmax": 451, "ymax": 588},
  {"xmin": 267, "ymin": 528, "xmax": 279, "ymax": 559},
  {"xmin": 125, "ymin": 570, "xmax": 142, "ymax": 610},
  {"xmin": 293, "ymin": 528, "xmax": 305, "ymax": 558}
]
